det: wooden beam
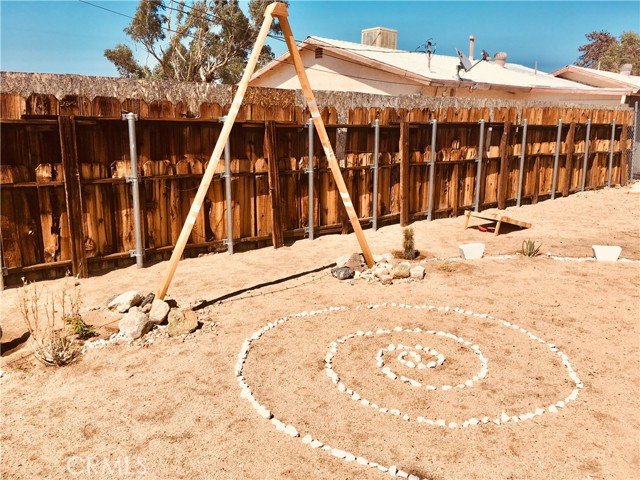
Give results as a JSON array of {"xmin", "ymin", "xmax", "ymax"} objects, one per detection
[
  {"xmin": 264, "ymin": 120, "xmax": 284, "ymax": 248},
  {"xmin": 532, "ymin": 155, "xmax": 540, "ymax": 204},
  {"xmin": 59, "ymin": 115, "xmax": 88, "ymax": 278},
  {"xmin": 274, "ymin": 8, "xmax": 374, "ymax": 267},
  {"xmin": 497, "ymin": 122, "xmax": 511, "ymax": 210},
  {"xmin": 399, "ymin": 120, "xmax": 410, "ymax": 226},
  {"xmin": 155, "ymin": 2, "xmax": 284, "ymax": 299},
  {"xmin": 620, "ymin": 123, "xmax": 628, "ymax": 186},
  {"xmin": 563, "ymin": 122, "xmax": 575, "ymax": 197}
]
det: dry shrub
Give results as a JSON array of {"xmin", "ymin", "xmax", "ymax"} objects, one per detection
[{"xmin": 18, "ymin": 280, "xmax": 83, "ymax": 366}]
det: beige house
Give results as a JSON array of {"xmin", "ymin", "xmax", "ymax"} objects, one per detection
[
  {"xmin": 250, "ymin": 29, "xmax": 631, "ymax": 105},
  {"xmin": 550, "ymin": 64, "xmax": 640, "ymax": 106}
]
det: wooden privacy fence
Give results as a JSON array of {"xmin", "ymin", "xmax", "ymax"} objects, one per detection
[{"xmin": 0, "ymin": 93, "xmax": 633, "ymax": 285}]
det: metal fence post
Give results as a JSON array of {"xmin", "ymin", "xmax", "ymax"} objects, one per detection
[
  {"xmin": 516, "ymin": 119, "xmax": 528, "ymax": 207},
  {"xmin": 551, "ymin": 118, "xmax": 562, "ymax": 199},
  {"xmin": 581, "ymin": 118, "xmax": 591, "ymax": 191},
  {"xmin": 474, "ymin": 119, "xmax": 485, "ymax": 212},
  {"xmin": 122, "ymin": 112, "xmax": 144, "ymax": 268},
  {"xmin": 371, "ymin": 119, "xmax": 380, "ymax": 230},
  {"xmin": 607, "ymin": 119, "xmax": 616, "ymax": 187},
  {"xmin": 427, "ymin": 119, "xmax": 437, "ymax": 220},
  {"xmin": 220, "ymin": 116, "xmax": 233, "ymax": 254},
  {"xmin": 306, "ymin": 119, "xmax": 315, "ymax": 239}
]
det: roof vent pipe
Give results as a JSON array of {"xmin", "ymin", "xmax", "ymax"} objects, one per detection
[
  {"xmin": 494, "ymin": 52, "xmax": 507, "ymax": 67},
  {"xmin": 469, "ymin": 35, "xmax": 475, "ymax": 62},
  {"xmin": 620, "ymin": 63, "xmax": 633, "ymax": 76}
]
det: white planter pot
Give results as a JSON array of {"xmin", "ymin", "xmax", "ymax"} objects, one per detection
[
  {"xmin": 459, "ymin": 243, "xmax": 485, "ymax": 260},
  {"xmin": 592, "ymin": 245, "xmax": 622, "ymax": 262}
]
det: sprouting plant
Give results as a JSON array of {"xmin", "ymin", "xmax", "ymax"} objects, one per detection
[
  {"xmin": 18, "ymin": 281, "xmax": 81, "ymax": 366},
  {"xmin": 520, "ymin": 239, "xmax": 542, "ymax": 257},
  {"xmin": 59, "ymin": 282, "xmax": 95, "ymax": 339},
  {"xmin": 438, "ymin": 263, "xmax": 456, "ymax": 273},
  {"xmin": 402, "ymin": 227, "xmax": 416, "ymax": 260}
]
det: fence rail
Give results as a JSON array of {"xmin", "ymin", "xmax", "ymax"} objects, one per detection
[{"xmin": 0, "ymin": 93, "xmax": 634, "ymax": 286}]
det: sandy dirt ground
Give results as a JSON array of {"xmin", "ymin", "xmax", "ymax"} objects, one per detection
[{"xmin": 1, "ymin": 185, "xmax": 639, "ymax": 480}]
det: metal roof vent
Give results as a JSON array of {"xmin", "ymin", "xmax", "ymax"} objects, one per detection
[
  {"xmin": 620, "ymin": 63, "xmax": 632, "ymax": 76},
  {"xmin": 494, "ymin": 52, "xmax": 507, "ymax": 67}
]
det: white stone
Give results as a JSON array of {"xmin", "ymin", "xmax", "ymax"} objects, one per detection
[
  {"xmin": 389, "ymin": 465, "xmax": 398, "ymax": 475},
  {"xmin": 409, "ymin": 265, "xmax": 425, "ymax": 279},
  {"xmin": 435, "ymin": 419, "xmax": 446, "ymax": 427},
  {"xmin": 118, "ymin": 307, "xmax": 153, "ymax": 340},
  {"xmin": 500, "ymin": 412, "xmax": 510, "ymax": 423},
  {"xmin": 592, "ymin": 245, "xmax": 622, "ymax": 262},
  {"xmin": 108, "ymin": 290, "xmax": 142, "ymax": 313},
  {"xmin": 148, "ymin": 299, "xmax": 170, "ymax": 324},
  {"xmin": 548, "ymin": 405, "xmax": 558, "ymax": 413},
  {"xmin": 459, "ymin": 243, "xmax": 485, "ymax": 259},
  {"xmin": 310, "ymin": 440, "xmax": 323, "ymax": 448},
  {"xmin": 356, "ymin": 457, "xmax": 369, "ymax": 466},
  {"xmin": 302, "ymin": 434, "xmax": 312, "ymax": 444},
  {"xmin": 345, "ymin": 453, "xmax": 356, "ymax": 462},
  {"xmin": 469, "ymin": 418, "xmax": 479, "ymax": 425},
  {"xmin": 284, "ymin": 424, "xmax": 299, "ymax": 437},
  {"xmin": 331, "ymin": 448, "xmax": 347, "ymax": 459}
]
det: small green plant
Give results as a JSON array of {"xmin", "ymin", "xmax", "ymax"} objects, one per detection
[
  {"xmin": 520, "ymin": 239, "xmax": 542, "ymax": 257},
  {"xmin": 402, "ymin": 227, "xmax": 416, "ymax": 260},
  {"xmin": 65, "ymin": 316, "xmax": 96, "ymax": 339},
  {"xmin": 59, "ymin": 282, "xmax": 95, "ymax": 339}
]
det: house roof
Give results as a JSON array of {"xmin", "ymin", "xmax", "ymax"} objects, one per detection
[
  {"xmin": 252, "ymin": 36, "xmax": 631, "ymax": 96},
  {"xmin": 550, "ymin": 65, "xmax": 640, "ymax": 91}
]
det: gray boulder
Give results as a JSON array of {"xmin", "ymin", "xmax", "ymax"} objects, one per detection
[
  {"xmin": 167, "ymin": 309, "xmax": 199, "ymax": 337},
  {"xmin": 108, "ymin": 291, "xmax": 142, "ymax": 313},
  {"xmin": 118, "ymin": 307, "xmax": 153, "ymax": 339},
  {"xmin": 149, "ymin": 299, "xmax": 171, "ymax": 324},
  {"xmin": 336, "ymin": 253, "xmax": 363, "ymax": 269},
  {"xmin": 331, "ymin": 266, "xmax": 355, "ymax": 280}
]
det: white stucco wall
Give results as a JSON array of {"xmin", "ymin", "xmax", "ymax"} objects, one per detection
[{"xmin": 251, "ymin": 49, "xmax": 624, "ymax": 106}]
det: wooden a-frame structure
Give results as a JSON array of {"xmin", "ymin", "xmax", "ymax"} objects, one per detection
[{"xmin": 156, "ymin": 2, "xmax": 374, "ymax": 299}]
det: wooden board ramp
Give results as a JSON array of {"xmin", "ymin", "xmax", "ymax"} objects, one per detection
[
  {"xmin": 155, "ymin": 2, "xmax": 374, "ymax": 299},
  {"xmin": 463, "ymin": 210, "xmax": 532, "ymax": 236}
]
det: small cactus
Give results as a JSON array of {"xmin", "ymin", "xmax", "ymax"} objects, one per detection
[{"xmin": 402, "ymin": 227, "xmax": 416, "ymax": 260}]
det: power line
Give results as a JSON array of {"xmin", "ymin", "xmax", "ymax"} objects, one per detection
[{"xmin": 79, "ymin": 0, "xmax": 427, "ymax": 88}]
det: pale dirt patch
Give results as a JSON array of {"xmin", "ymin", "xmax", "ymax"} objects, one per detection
[{"xmin": 1, "ymin": 184, "xmax": 639, "ymax": 480}]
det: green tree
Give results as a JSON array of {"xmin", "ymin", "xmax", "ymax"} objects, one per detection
[
  {"xmin": 600, "ymin": 31, "xmax": 640, "ymax": 75},
  {"xmin": 576, "ymin": 30, "xmax": 617, "ymax": 69},
  {"xmin": 104, "ymin": 0, "xmax": 285, "ymax": 83}
]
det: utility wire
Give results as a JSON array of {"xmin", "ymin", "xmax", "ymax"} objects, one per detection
[{"xmin": 79, "ymin": 0, "xmax": 426, "ymax": 87}]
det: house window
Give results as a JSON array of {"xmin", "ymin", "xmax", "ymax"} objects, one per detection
[{"xmin": 315, "ymin": 47, "xmax": 323, "ymax": 59}]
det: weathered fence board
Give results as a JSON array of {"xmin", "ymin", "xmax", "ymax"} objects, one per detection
[{"xmin": 0, "ymin": 92, "xmax": 634, "ymax": 285}]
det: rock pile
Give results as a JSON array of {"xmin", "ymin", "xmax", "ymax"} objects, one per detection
[
  {"xmin": 332, "ymin": 253, "xmax": 426, "ymax": 285},
  {"xmin": 106, "ymin": 291, "xmax": 199, "ymax": 340}
]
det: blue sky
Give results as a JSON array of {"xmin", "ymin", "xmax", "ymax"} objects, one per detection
[{"xmin": 0, "ymin": 0, "xmax": 638, "ymax": 78}]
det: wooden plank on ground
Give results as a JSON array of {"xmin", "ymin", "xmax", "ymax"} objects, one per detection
[{"xmin": 463, "ymin": 209, "xmax": 531, "ymax": 236}]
